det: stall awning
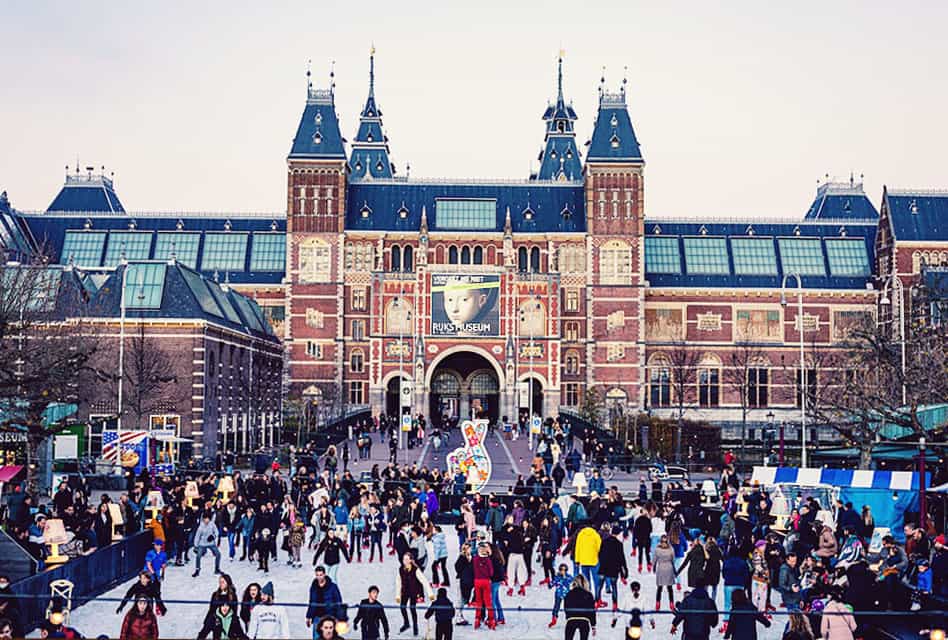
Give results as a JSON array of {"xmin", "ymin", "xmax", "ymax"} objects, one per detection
[
  {"xmin": 751, "ymin": 466, "xmax": 929, "ymax": 491},
  {"xmin": 0, "ymin": 465, "xmax": 24, "ymax": 483},
  {"xmin": 152, "ymin": 434, "xmax": 192, "ymax": 444}
]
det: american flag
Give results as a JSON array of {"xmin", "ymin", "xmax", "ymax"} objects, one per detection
[{"xmin": 102, "ymin": 430, "xmax": 148, "ymax": 462}]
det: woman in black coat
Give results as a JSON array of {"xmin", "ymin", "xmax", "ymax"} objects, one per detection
[{"xmin": 93, "ymin": 502, "xmax": 113, "ymax": 548}]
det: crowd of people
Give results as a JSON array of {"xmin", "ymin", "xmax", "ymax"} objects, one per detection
[{"xmin": 2, "ymin": 415, "xmax": 946, "ymax": 640}]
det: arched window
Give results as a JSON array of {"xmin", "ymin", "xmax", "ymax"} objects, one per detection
[
  {"xmin": 448, "ymin": 246, "xmax": 459, "ymax": 264},
  {"xmin": 648, "ymin": 355, "xmax": 671, "ymax": 408},
  {"xmin": 469, "ymin": 373, "xmax": 499, "ymax": 395},
  {"xmin": 403, "ymin": 246, "xmax": 413, "ymax": 271},
  {"xmin": 391, "ymin": 245, "xmax": 401, "ymax": 272},
  {"xmin": 518, "ymin": 247, "xmax": 528, "ymax": 272},
  {"xmin": 473, "ymin": 246, "xmax": 483, "ymax": 264},
  {"xmin": 697, "ymin": 354, "xmax": 721, "ymax": 408},
  {"xmin": 432, "ymin": 372, "xmax": 460, "ymax": 395},
  {"xmin": 564, "ymin": 350, "xmax": 580, "ymax": 375},
  {"xmin": 530, "ymin": 247, "xmax": 540, "ymax": 272},
  {"xmin": 350, "ymin": 349, "xmax": 365, "ymax": 373},
  {"xmin": 461, "ymin": 246, "xmax": 471, "ymax": 264}
]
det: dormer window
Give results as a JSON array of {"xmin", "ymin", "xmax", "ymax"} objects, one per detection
[
  {"xmin": 367, "ymin": 133, "xmax": 373, "ymax": 142},
  {"xmin": 376, "ymin": 160, "xmax": 385, "ymax": 173},
  {"xmin": 610, "ymin": 134, "xmax": 620, "ymax": 148},
  {"xmin": 610, "ymin": 114, "xmax": 618, "ymax": 127},
  {"xmin": 550, "ymin": 149, "xmax": 557, "ymax": 159},
  {"xmin": 360, "ymin": 203, "xmax": 372, "ymax": 219},
  {"xmin": 523, "ymin": 205, "xmax": 535, "ymax": 221},
  {"xmin": 557, "ymin": 121, "xmax": 565, "ymax": 133},
  {"xmin": 315, "ymin": 112, "xmax": 322, "ymax": 125},
  {"xmin": 566, "ymin": 149, "xmax": 573, "ymax": 159},
  {"xmin": 560, "ymin": 206, "xmax": 572, "ymax": 220},
  {"xmin": 910, "ymin": 199, "xmax": 919, "ymax": 214},
  {"xmin": 176, "ymin": 219, "xmax": 184, "ymax": 230},
  {"xmin": 312, "ymin": 131, "xmax": 322, "ymax": 145},
  {"xmin": 128, "ymin": 220, "xmax": 137, "ymax": 230},
  {"xmin": 224, "ymin": 219, "xmax": 232, "ymax": 232},
  {"xmin": 354, "ymin": 160, "xmax": 363, "ymax": 172},
  {"xmin": 398, "ymin": 204, "xmax": 409, "ymax": 219}
]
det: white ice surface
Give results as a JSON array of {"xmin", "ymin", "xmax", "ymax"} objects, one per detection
[{"xmin": 57, "ymin": 533, "xmax": 788, "ymax": 639}]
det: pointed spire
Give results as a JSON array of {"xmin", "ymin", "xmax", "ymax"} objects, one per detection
[
  {"xmin": 557, "ymin": 49, "xmax": 565, "ymax": 105},
  {"xmin": 369, "ymin": 44, "xmax": 376, "ymax": 100}
]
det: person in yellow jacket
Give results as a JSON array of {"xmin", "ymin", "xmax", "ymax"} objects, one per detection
[{"xmin": 567, "ymin": 523, "xmax": 602, "ymax": 600}]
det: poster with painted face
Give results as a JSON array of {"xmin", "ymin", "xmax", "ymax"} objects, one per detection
[{"xmin": 431, "ymin": 274, "xmax": 500, "ymax": 337}]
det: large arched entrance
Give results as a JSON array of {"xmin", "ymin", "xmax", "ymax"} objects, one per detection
[{"xmin": 428, "ymin": 350, "xmax": 503, "ymax": 426}]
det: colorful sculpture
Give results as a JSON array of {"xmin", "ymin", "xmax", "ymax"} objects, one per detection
[{"xmin": 446, "ymin": 419, "xmax": 492, "ymax": 494}]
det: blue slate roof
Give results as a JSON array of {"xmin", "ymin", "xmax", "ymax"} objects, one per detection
[
  {"xmin": 47, "ymin": 173, "xmax": 125, "ymax": 213},
  {"xmin": 642, "ymin": 219, "xmax": 877, "ymax": 290},
  {"xmin": 804, "ymin": 180, "xmax": 878, "ymax": 220},
  {"xmin": 90, "ymin": 261, "xmax": 278, "ymax": 340},
  {"xmin": 346, "ymin": 181, "xmax": 585, "ymax": 233},
  {"xmin": 0, "ymin": 192, "xmax": 36, "ymax": 258},
  {"xmin": 19, "ymin": 213, "xmax": 286, "ymax": 285},
  {"xmin": 288, "ymin": 79, "xmax": 346, "ymax": 160},
  {"xmin": 534, "ymin": 56, "xmax": 583, "ymax": 181},
  {"xmin": 586, "ymin": 86, "xmax": 643, "ymax": 163},
  {"xmin": 350, "ymin": 52, "xmax": 395, "ymax": 181},
  {"xmin": 884, "ymin": 189, "xmax": 948, "ymax": 241}
]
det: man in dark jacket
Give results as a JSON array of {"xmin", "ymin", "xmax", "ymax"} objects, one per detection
[
  {"xmin": 424, "ymin": 587, "xmax": 455, "ymax": 640},
  {"xmin": 306, "ymin": 566, "xmax": 345, "ymax": 627},
  {"xmin": 563, "ymin": 580, "xmax": 596, "ymax": 639},
  {"xmin": 632, "ymin": 510, "xmax": 653, "ymax": 572},
  {"xmin": 775, "ymin": 553, "xmax": 801, "ymax": 608},
  {"xmin": 722, "ymin": 588, "xmax": 769, "ymax": 640},
  {"xmin": 671, "ymin": 584, "xmax": 718, "ymax": 640},
  {"xmin": 352, "ymin": 585, "xmax": 390, "ymax": 640},
  {"xmin": 596, "ymin": 525, "xmax": 629, "ymax": 610}
]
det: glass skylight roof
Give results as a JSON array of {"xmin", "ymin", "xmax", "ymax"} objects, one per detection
[
  {"xmin": 61, "ymin": 231, "xmax": 106, "ymax": 267},
  {"xmin": 644, "ymin": 237, "xmax": 681, "ymax": 274},
  {"xmin": 205, "ymin": 281, "xmax": 243, "ymax": 324},
  {"xmin": 154, "ymin": 233, "xmax": 200, "ymax": 268},
  {"xmin": 435, "ymin": 199, "xmax": 496, "ymax": 230},
  {"xmin": 825, "ymin": 238, "xmax": 870, "ymax": 277},
  {"xmin": 778, "ymin": 238, "xmax": 825, "ymax": 276},
  {"xmin": 104, "ymin": 232, "xmax": 153, "ymax": 266},
  {"xmin": 123, "ymin": 263, "xmax": 166, "ymax": 309},
  {"xmin": 683, "ymin": 237, "xmax": 729, "ymax": 275},
  {"xmin": 731, "ymin": 238, "xmax": 778, "ymax": 275},
  {"xmin": 201, "ymin": 233, "xmax": 248, "ymax": 272},
  {"xmin": 180, "ymin": 267, "xmax": 223, "ymax": 318},
  {"xmin": 250, "ymin": 233, "xmax": 286, "ymax": 272}
]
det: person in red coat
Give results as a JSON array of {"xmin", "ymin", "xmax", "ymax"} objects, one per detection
[{"xmin": 120, "ymin": 596, "xmax": 159, "ymax": 640}]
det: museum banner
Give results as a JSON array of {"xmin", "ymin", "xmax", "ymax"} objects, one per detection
[{"xmin": 430, "ymin": 274, "xmax": 500, "ymax": 337}]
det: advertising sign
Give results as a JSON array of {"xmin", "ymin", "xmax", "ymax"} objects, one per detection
[
  {"xmin": 518, "ymin": 382, "xmax": 530, "ymax": 408},
  {"xmin": 400, "ymin": 379, "xmax": 413, "ymax": 409},
  {"xmin": 401, "ymin": 414, "xmax": 413, "ymax": 432},
  {"xmin": 431, "ymin": 274, "xmax": 500, "ymax": 336},
  {"xmin": 446, "ymin": 419, "xmax": 492, "ymax": 494},
  {"xmin": 102, "ymin": 430, "xmax": 149, "ymax": 475},
  {"xmin": 531, "ymin": 416, "xmax": 542, "ymax": 435}
]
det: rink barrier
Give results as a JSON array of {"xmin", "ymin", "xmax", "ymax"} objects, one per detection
[
  {"xmin": 4, "ymin": 592, "xmax": 946, "ymax": 618},
  {"xmin": 10, "ymin": 530, "xmax": 153, "ymax": 633}
]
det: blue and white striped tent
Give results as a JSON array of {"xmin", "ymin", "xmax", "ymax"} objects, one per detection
[{"xmin": 751, "ymin": 466, "xmax": 928, "ymax": 491}]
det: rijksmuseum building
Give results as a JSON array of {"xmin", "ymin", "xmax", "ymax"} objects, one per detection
[{"xmin": 2, "ymin": 53, "xmax": 946, "ymax": 451}]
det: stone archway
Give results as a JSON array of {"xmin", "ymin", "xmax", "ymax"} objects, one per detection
[{"xmin": 426, "ymin": 346, "xmax": 505, "ymax": 426}]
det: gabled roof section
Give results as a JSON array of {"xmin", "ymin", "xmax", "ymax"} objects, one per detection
[
  {"xmin": 884, "ymin": 189, "xmax": 948, "ymax": 242},
  {"xmin": 346, "ymin": 181, "xmax": 585, "ymax": 233},
  {"xmin": 804, "ymin": 177, "xmax": 878, "ymax": 220},
  {"xmin": 533, "ymin": 54, "xmax": 582, "ymax": 182},
  {"xmin": 47, "ymin": 169, "xmax": 125, "ymax": 213},
  {"xmin": 288, "ymin": 66, "xmax": 346, "ymax": 160},
  {"xmin": 586, "ymin": 76, "xmax": 643, "ymax": 163},
  {"xmin": 350, "ymin": 49, "xmax": 395, "ymax": 181}
]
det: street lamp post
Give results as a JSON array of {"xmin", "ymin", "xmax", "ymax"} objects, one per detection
[
  {"xmin": 766, "ymin": 410, "xmax": 775, "ymax": 466},
  {"xmin": 394, "ymin": 292, "xmax": 406, "ymax": 452},
  {"xmin": 880, "ymin": 275, "xmax": 908, "ymax": 407},
  {"xmin": 522, "ymin": 292, "xmax": 540, "ymax": 450},
  {"xmin": 919, "ymin": 436, "xmax": 927, "ymax": 530},
  {"xmin": 781, "ymin": 273, "xmax": 808, "ymax": 468}
]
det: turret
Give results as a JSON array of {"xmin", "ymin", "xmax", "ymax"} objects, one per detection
[
  {"xmin": 349, "ymin": 47, "xmax": 395, "ymax": 181},
  {"xmin": 532, "ymin": 52, "xmax": 582, "ymax": 182}
]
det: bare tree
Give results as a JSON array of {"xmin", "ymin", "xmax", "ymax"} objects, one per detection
[
  {"xmin": 723, "ymin": 341, "xmax": 766, "ymax": 460},
  {"xmin": 665, "ymin": 341, "xmax": 700, "ymax": 463},
  {"xmin": 0, "ymin": 261, "xmax": 101, "ymax": 488},
  {"xmin": 112, "ymin": 320, "xmax": 178, "ymax": 430}
]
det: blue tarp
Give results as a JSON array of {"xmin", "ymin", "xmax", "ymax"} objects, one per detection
[{"xmin": 840, "ymin": 487, "xmax": 917, "ymax": 543}]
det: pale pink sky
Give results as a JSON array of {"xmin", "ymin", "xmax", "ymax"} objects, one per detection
[{"xmin": 1, "ymin": 1, "xmax": 946, "ymax": 217}]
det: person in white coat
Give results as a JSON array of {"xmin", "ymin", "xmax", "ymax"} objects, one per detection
[{"xmin": 248, "ymin": 582, "xmax": 289, "ymax": 640}]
